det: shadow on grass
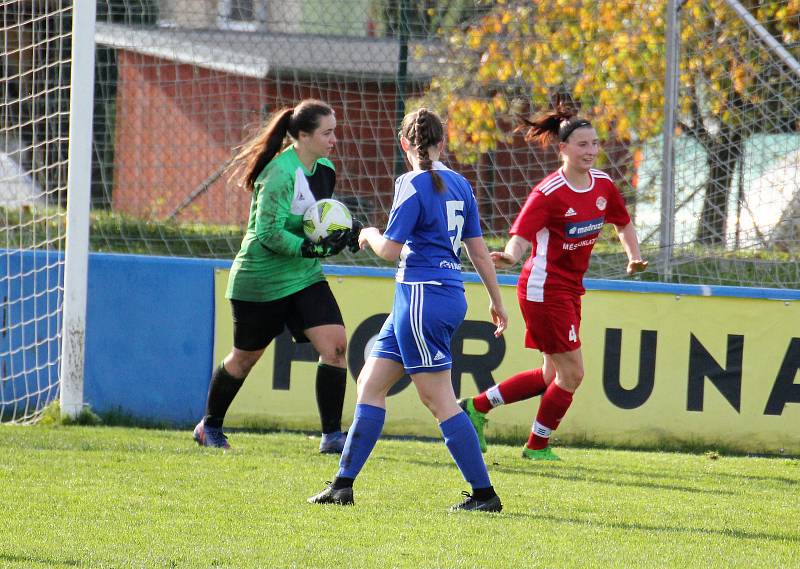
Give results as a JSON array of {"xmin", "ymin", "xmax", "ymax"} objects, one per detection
[
  {"xmin": 34, "ymin": 406, "xmax": 799, "ymax": 467},
  {"xmin": 531, "ymin": 460, "xmax": 800, "ymax": 488},
  {"xmin": 487, "ymin": 430, "xmax": 795, "ymax": 460},
  {"xmin": 0, "ymin": 553, "xmax": 79, "ymax": 566},
  {"xmin": 492, "ymin": 462, "xmax": 736, "ymax": 495},
  {"xmin": 95, "ymin": 407, "xmax": 173, "ymax": 430},
  {"xmin": 497, "ymin": 511, "xmax": 800, "ymax": 544},
  {"xmin": 36, "ymin": 401, "xmax": 172, "ymax": 430},
  {"xmin": 379, "ymin": 455, "xmax": 736, "ymax": 496}
]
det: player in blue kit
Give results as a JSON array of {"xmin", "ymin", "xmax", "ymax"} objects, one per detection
[{"xmin": 308, "ymin": 108, "xmax": 509, "ymax": 512}]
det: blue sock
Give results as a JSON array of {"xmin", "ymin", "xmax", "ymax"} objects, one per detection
[
  {"xmin": 440, "ymin": 411, "xmax": 492, "ymax": 490},
  {"xmin": 337, "ymin": 403, "xmax": 386, "ymax": 480}
]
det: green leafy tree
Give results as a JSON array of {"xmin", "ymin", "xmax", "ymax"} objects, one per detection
[{"xmin": 423, "ymin": 0, "xmax": 800, "ymax": 246}]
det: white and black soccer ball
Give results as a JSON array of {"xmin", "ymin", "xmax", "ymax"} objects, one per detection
[{"xmin": 302, "ymin": 199, "xmax": 353, "ymax": 243}]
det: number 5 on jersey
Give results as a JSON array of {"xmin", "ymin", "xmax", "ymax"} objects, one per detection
[{"xmin": 446, "ymin": 200, "xmax": 465, "ymax": 255}]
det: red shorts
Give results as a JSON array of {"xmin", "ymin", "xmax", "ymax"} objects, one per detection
[{"xmin": 518, "ymin": 296, "xmax": 582, "ymax": 354}]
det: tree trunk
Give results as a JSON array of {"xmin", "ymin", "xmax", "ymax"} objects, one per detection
[{"xmin": 697, "ymin": 127, "xmax": 742, "ymax": 246}]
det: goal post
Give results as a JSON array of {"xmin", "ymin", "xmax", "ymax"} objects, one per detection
[
  {"xmin": 60, "ymin": 0, "xmax": 96, "ymax": 418},
  {"xmin": 1, "ymin": 1, "xmax": 78, "ymax": 423}
]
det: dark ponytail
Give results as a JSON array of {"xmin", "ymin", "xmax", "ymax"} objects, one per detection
[
  {"xmin": 227, "ymin": 99, "xmax": 333, "ymax": 192},
  {"xmin": 400, "ymin": 107, "xmax": 445, "ymax": 193},
  {"xmin": 517, "ymin": 100, "xmax": 592, "ymax": 147}
]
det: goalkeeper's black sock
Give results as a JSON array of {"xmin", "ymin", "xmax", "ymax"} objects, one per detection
[
  {"xmin": 316, "ymin": 363, "xmax": 347, "ymax": 434},
  {"xmin": 203, "ymin": 363, "xmax": 245, "ymax": 428}
]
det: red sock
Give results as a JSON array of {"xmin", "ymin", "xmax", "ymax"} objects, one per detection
[
  {"xmin": 473, "ymin": 369, "xmax": 547, "ymax": 414},
  {"xmin": 527, "ymin": 382, "xmax": 574, "ymax": 450}
]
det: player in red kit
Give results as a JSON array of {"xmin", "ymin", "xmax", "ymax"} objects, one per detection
[{"xmin": 459, "ymin": 104, "xmax": 648, "ymax": 460}]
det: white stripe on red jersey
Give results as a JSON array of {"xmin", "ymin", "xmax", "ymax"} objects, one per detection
[
  {"xmin": 539, "ymin": 173, "xmax": 566, "ymax": 196},
  {"xmin": 590, "ymin": 168, "xmax": 613, "ymax": 181},
  {"xmin": 526, "ymin": 227, "xmax": 550, "ymax": 302}
]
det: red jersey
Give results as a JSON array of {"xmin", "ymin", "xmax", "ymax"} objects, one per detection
[{"xmin": 511, "ymin": 168, "xmax": 631, "ymax": 302}]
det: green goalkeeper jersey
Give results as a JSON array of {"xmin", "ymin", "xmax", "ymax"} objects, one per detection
[{"xmin": 226, "ymin": 146, "xmax": 336, "ymax": 302}]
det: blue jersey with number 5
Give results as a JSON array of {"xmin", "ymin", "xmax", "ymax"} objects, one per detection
[{"xmin": 384, "ymin": 161, "xmax": 481, "ymax": 284}]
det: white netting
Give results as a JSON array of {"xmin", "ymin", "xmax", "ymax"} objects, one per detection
[
  {"xmin": 86, "ymin": 1, "xmax": 800, "ymax": 287},
  {"xmin": 661, "ymin": 0, "xmax": 800, "ymax": 285},
  {"xmin": 1, "ymin": 0, "xmax": 71, "ymax": 422}
]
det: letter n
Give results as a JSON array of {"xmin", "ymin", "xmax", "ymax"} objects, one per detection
[{"xmin": 687, "ymin": 334, "xmax": 743, "ymax": 412}]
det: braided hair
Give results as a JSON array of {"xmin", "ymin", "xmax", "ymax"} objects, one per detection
[{"xmin": 399, "ymin": 107, "xmax": 445, "ymax": 193}]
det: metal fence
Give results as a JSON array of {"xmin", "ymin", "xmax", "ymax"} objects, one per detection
[{"xmin": 86, "ymin": 1, "xmax": 800, "ymax": 287}]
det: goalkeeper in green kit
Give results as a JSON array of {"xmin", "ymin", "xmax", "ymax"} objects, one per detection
[{"xmin": 193, "ymin": 99, "xmax": 362, "ymax": 453}]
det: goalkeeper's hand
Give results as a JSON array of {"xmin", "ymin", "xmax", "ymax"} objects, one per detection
[
  {"xmin": 347, "ymin": 219, "xmax": 364, "ymax": 253},
  {"xmin": 300, "ymin": 230, "xmax": 349, "ymax": 258}
]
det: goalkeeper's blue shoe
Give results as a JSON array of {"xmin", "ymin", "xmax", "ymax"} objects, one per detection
[
  {"xmin": 193, "ymin": 420, "xmax": 231, "ymax": 450},
  {"xmin": 319, "ymin": 431, "xmax": 347, "ymax": 454}
]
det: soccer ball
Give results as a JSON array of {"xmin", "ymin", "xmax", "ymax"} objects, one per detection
[{"xmin": 302, "ymin": 199, "xmax": 353, "ymax": 243}]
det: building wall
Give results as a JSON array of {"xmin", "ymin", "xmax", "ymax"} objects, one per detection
[
  {"xmin": 157, "ymin": 0, "xmax": 218, "ymax": 28},
  {"xmin": 156, "ymin": 0, "xmax": 370, "ymax": 36},
  {"xmin": 111, "ymin": 51, "xmax": 631, "ymax": 230},
  {"xmin": 112, "ymin": 51, "xmax": 255, "ymax": 223},
  {"xmin": 111, "ymin": 50, "xmax": 417, "ymax": 225}
]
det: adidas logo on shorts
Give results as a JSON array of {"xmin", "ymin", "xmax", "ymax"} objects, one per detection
[{"xmin": 433, "ymin": 350, "xmax": 446, "ymax": 361}]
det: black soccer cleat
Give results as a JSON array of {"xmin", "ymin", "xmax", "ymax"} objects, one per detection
[
  {"xmin": 193, "ymin": 420, "xmax": 231, "ymax": 450},
  {"xmin": 307, "ymin": 482, "xmax": 354, "ymax": 506},
  {"xmin": 448, "ymin": 490, "xmax": 502, "ymax": 513},
  {"xmin": 319, "ymin": 431, "xmax": 347, "ymax": 454}
]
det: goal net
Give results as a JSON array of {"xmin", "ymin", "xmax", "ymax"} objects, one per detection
[
  {"xmin": 1, "ymin": 0, "xmax": 72, "ymax": 422},
  {"xmin": 87, "ymin": 1, "xmax": 800, "ymax": 285}
]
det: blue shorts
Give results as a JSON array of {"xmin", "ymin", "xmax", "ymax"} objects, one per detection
[{"xmin": 371, "ymin": 282, "xmax": 467, "ymax": 374}]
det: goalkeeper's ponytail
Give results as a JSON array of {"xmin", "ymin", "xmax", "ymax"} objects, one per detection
[{"xmin": 227, "ymin": 99, "xmax": 334, "ymax": 192}]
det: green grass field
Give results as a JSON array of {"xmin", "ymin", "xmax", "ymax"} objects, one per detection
[{"xmin": 1, "ymin": 425, "xmax": 798, "ymax": 568}]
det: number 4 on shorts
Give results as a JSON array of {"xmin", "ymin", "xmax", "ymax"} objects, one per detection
[{"xmin": 568, "ymin": 324, "xmax": 577, "ymax": 343}]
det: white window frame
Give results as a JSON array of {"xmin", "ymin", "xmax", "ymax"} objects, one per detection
[{"xmin": 217, "ymin": 0, "xmax": 260, "ymax": 31}]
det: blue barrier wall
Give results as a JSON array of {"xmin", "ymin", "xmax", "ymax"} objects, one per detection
[
  {"xmin": 3, "ymin": 251, "xmax": 799, "ymax": 426},
  {"xmin": 84, "ymin": 253, "xmax": 229, "ymax": 424},
  {"xmin": 86, "ymin": 255, "xmax": 800, "ymax": 426}
]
